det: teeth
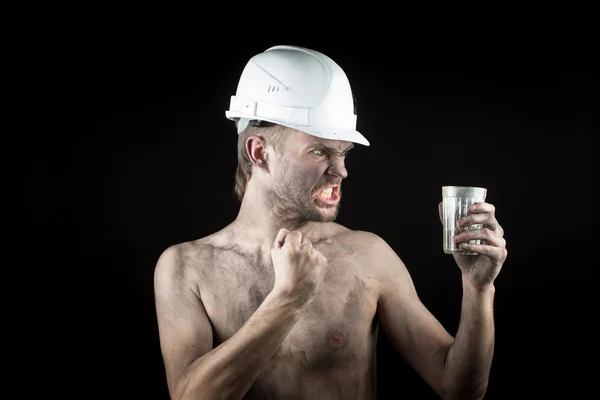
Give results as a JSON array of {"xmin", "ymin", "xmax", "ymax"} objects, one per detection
[{"xmin": 320, "ymin": 187, "xmax": 333, "ymax": 199}]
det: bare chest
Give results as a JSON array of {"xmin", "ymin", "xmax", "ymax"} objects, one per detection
[{"xmin": 199, "ymin": 248, "xmax": 379, "ymax": 372}]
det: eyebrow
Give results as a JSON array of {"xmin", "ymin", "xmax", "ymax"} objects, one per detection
[{"xmin": 309, "ymin": 142, "xmax": 354, "ymax": 153}]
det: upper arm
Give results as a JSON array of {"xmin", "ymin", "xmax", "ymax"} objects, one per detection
[
  {"xmin": 153, "ymin": 245, "xmax": 214, "ymax": 396},
  {"xmin": 371, "ymin": 235, "xmax": 453, "ymax": 396}
]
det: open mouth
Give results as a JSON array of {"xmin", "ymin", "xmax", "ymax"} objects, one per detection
[{"xmin": 314, "ymin": 185, "xmax": 340, "ymax": 204}]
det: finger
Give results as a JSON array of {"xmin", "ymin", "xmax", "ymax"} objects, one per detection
[
  {"xmin": 496, "ymin": 224, "xmax": 504, "ymax": 238},
  {"xmin": 458, "ymin": 214, "xmax": 502, "ymax": 234},
  {"xmin": 467, "ymin": 202, "xmax": 495, "ymax": 215},
  {"xmin": 317, "ymin": 253, "xmax": 328, "ymax": 265},
  {"xmin": 312, "ymin": 249, "xmax": 327, "ymax": 262},
  {"xmin": 454, "ymin": 228, "xmax": 506, "ymax": 248},
  {"xmin": 438, "ymin": 202, "xmax": 443, "ymax": 225},
  {"xmin": 466, "ymin": 202, "xmax": 503, "ymax": 237},
  {"xmin": 286, "ymin": 230, "xmax": 303, "ymax": 246},
  {"xmin": 300, "ymin": 235, "xmax": 313, "ymax": 250},
  {"xmin": 459, "ymin": 242, "xmax": 508, "ymax": 261},
  {"xmin": 273, "ymin": 228, "xmax": 290, "ymax": 249}
]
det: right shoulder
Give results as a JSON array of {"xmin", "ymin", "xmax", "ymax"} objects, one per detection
[{"xmin": 153, "ymin": 237, "xmax": 216, "ymax": 292}]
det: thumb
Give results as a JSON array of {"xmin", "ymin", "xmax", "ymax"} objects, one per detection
[{"xmin": 273, "ymin": 228, "xmax": 290, "ymax": 249}]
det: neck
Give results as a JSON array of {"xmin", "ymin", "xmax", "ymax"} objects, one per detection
[{"xmin": 233, "ymin": 180, "xmax": 320, "ymax": 245}]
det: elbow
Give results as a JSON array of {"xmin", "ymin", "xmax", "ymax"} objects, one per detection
[
  {"xmin": 171, "ymin": 374, "xmax": 209, "ymax": 400},
  {"xmin": 172, "ymin": 379, "xmax": 199, "ymax": 400},
  {"xmin": 173, "ymin": 382, "xmax": 221, "ymax": 400},
  {"xmin": 172, "ymin": 372, "xmax": 235, "ymax": 400},
  {"xmin": 441, "ymin": 383, "xmax": 488, "ymax": 400}
]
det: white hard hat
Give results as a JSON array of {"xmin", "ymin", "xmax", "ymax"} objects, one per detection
[{"xmin": 225, "ymin": 45, "xmax": 370, "ymax": 146}]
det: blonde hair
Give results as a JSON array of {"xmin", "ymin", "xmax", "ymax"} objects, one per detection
[{"xmin": 234, "ymin": 121, "xmax": 287, "ymax": 202}]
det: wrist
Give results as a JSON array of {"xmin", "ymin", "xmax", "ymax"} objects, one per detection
[
  {"xmin": 267, "ymin": 287, "xmax": 310, "ymax": 312},
  {"xmin": 461, "ymin": 274, "xmax": 496, "ymax": 295}
]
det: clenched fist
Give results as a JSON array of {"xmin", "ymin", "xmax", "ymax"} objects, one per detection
[{"xmin": 270, "ymin": 228, "xmax": 328, "ymax": 305}]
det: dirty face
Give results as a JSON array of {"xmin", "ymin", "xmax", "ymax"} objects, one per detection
[{"xmin": 267, "ymin": 129, "xmax": 354, "ymax": 223}]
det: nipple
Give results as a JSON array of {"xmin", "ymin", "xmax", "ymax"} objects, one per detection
[{"xmin": 330, "ymin": 331, "xmax": 347, "ymax": 348}]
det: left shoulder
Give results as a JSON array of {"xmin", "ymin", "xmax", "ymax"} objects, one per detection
[
  {"xmin": 324, "ymin": 225, "xmax": 403, "ymax": 268},
  {"xmin": 323, "ymin": 225, "xmax": 414, "ymax": 296},
  {"xmin": 338, "ymin": 227, "xmax": 410, "ymax": 276},
  {"xmin": 336, "ymin": 227, "xmax": 396, "ymax": 256}
]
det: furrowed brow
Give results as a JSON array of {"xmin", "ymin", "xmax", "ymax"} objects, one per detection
[{"xmin": 311, "ymin": 142, "xmax": 354, "ymax": 154}]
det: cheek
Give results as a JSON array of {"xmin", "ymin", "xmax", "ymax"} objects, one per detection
[
  {"xmin": 282, "ymin": 151, "xmax": 307, "ymax": 171},
  {"xmin": 279, "ymin": 152, "xmax": 324, "ymax": 182}
]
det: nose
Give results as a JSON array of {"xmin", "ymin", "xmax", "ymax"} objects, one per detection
[{"xmin": 327, "ymin": 156, "xmax": 348, "ymax": 179}]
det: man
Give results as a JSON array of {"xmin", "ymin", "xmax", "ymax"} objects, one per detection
[{"xmin": 153, "ymin": 45, "xmax": 507, "ymax": 399}]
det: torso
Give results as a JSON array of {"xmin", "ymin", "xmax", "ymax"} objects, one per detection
[{"xmin": 184, "ymin": 223, "xmax": 381, "ymax": 399}]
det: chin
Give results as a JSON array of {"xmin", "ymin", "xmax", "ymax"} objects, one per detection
[{"xmin": 315, "ymin": 205, "xmax": 339, "ymax": 222}]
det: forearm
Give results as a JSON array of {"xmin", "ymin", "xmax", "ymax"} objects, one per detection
[
  {"xmin": 443, "ymin": 278, "xmax": 495, "ymax": 399},
  {"xmin": 175, "ymin": 291, "xmax": 303, "ymax": 400}
]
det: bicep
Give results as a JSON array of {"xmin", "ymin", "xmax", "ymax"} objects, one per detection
[
  {"xmin": 374, "ymin": 239, "xmax": 453, "ymax": 396},
  {"xmin": 153, "ymin": 246, "xmax": 213, "ymax": 394}
]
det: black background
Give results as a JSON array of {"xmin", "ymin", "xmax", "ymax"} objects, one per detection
[{"xmin": 14, "ymin": 16, "xmax": 596, "ymax": 400}]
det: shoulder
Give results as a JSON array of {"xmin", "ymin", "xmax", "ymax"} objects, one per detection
[
  {"xmin": 332, "ymin": 226, "xmax": 410, "ymax": 284},
  {"xmin": 153, "ymin": 233, "xmax": 223, "ymax": 295},
  {"xmin": 331, "ymin": 224, "xmax": 398, "ymax": 258}
]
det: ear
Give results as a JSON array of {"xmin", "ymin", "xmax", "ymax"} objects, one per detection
[{"xmin": 246, "ymin": 135, "xmax": 269, "ymax": 168}]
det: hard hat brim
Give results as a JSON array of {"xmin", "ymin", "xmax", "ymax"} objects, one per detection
[{"xmin": 225, "ymin": 111, "xmax": 370, "ymax": 147}]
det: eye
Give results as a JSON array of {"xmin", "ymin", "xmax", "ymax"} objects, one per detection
[{"xmin": 312, "ymin": 149, "xmax": 325, "ymax": 156}]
